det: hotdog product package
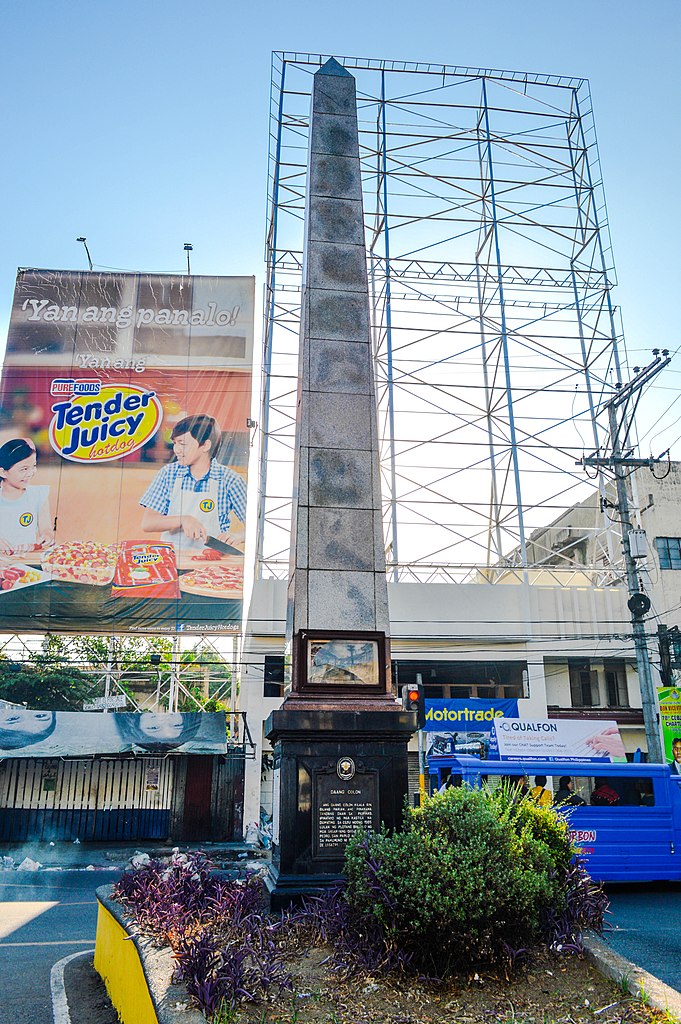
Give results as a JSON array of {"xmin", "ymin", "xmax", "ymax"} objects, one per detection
[{"xmin": 112, "ymin": 541, "xmax": 179, "ymax": 599}]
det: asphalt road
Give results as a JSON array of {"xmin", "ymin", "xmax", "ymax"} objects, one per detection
[
  {"xmin": 604, "ymin": 882, "xmax": 681, "ymax": 993},
  {"xmin": 0, "ymin": 869, "xmax": 115, "ymax": 1024}
]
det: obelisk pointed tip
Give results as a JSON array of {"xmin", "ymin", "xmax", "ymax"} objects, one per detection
[{"xmin": 316, "ymin": 57, "xmax": 351, "ymax": 77}]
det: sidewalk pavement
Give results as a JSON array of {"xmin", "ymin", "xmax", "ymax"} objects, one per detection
[{"xmin": 0, "ymin": 839, "xmax": 269, "ymax": 874}]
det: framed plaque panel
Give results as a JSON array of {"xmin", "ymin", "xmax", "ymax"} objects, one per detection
[{"xmin": 293, "ymin": 630, "xmax": 389, "ymax": 697}]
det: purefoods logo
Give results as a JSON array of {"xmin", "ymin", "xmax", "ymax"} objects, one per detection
[
  {"xmin": 49, "ymin": 382, "xmax": 163, "ymax": 463},
  {"xmin": 199, "ymin": 499, "xmax": 215, "ymax": 513},
  {"xmin": 19, "ymin": 513, "xmax": 33, "ymax": 527}
]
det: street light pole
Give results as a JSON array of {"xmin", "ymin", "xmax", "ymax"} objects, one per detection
[
  {"xmin": 580, "ymin": 351, "xmax": 671, "ymax": 764},
  {"xmin": 606, "ymin": 401, "xmax": 663, "ymax": 763}
]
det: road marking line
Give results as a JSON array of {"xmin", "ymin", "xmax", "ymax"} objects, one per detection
[
  {"xmin": 1, "ymin": 939, "xmax": 95, "ymax": 946},
  {"xmin": 49, "ymin": 901, "xmax": 98, "ymax": 907},
  {"xmin": 51, "ymin": 948, "xmax": 94, "ymax": 1024}
]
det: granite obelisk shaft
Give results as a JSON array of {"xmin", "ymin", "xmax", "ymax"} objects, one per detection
[
  {"xmin": 286, "ymin": 57, "xmax": 390, "ymax": 697},
  {"xmin": 265, "ymin": 59, "xmax": 414, "ymax": 908}
]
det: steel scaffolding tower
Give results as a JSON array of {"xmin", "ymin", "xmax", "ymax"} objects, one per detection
[{"xmin": 258, "ymin": 52, "xmax": 627, "ymax": 583}]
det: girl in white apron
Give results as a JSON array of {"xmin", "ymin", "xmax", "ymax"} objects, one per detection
[{"xmin": 0, "ymin": 438, "xmax": 53, "ymax": 556}]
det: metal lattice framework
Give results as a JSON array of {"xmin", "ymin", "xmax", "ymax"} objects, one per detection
[
  {"xmin": 257, "ymin": 52, "xmax": 629, "ymax": 582},
  {"xmin": 0, "ymin": 633, "xmax": 244, "ymax": 718}
]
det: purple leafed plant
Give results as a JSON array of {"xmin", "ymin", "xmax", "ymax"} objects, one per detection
[
  {"xmin": 540, "ymin": 859, "xmax": 609, "ymax": 953},
  {"xmin": 112, "ymin": 851, "xmax": 292, "ymax": 1018},
  {"xmin": 293, "ymin": 884, "xmax": 414, "ymax": 978}
]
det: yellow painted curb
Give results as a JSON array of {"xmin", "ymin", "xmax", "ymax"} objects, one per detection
[{"xmin": 94, "ymin": 901, "xmax": 159, "ymax": 1024}]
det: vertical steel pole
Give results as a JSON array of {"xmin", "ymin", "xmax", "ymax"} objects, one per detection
[
  {"xmin": 103, "ymin": 635, "xmax": 115, "ymax": 713},
  {"xmin": 474, "ymin": 107, "xmax": 504, "ymax": 565},
  {"xmin": 475, "ymin": 260, "xmax": 504, "ymax": 565},
  {"xmin": 231, "ymin": 632, "xmax": 238, "ymax": 740},
  {"xmin": 566, "ymin": 95, "xmax": 617, "ymax": 564},
  {"xmin": 480, "ymin": 79, "xmax": 527, "ymax": 564},
  {"xmin": 380, "ymin": 70, "xmax": 400, "ymax": 580},
  {"xmin": 572, "ymin": 87, "xmax": 623, "ymax": 384},
  {"xmin": 416, "ymin": 672, "xmax": 426, "ymax": 804},
  {"xmin": 170, "ymin": 635, "xmax": 180, "ymax": 713},
  {"xmin": 256, "ymin": 57, "xmax": 287, "ymax": 577}
]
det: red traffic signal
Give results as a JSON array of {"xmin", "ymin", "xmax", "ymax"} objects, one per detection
[{"xmin": 401, "ymin": 682, "xmax": 425, "ymax": 729}]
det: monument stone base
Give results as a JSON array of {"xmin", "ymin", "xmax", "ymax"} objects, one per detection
[{"xmin": 264, "ymin": 708, "xmax": 414, "ymax": 910}]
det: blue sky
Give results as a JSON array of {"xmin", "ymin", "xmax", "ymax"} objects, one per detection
[{"xmin": 2, "ymin": 0, "xmax": 679, "ymax": 442}]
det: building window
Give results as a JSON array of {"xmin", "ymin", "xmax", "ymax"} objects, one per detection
[
  {"xmin": 656, "ymin": 537, "xmax": 681, "ymax": 570},
  {"xmin": 391, "ymin": 660, "xmax": 525, "ymax": 700},
  {"xmin": 264, "ymin": 656, "xmax": 284, "ymax": 698},
  {"xmin": 569, "ymin": 660, "xmax": 600, "ymax": 707},
  {"xmin": 604, "ymin": 659, "xmax": 629, "ymax": 708}
]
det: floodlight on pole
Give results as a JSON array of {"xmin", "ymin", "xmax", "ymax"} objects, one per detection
[
  {"xmin": 184, "ymin": 243, "xmax": 193, "ymax": 275},
  {"xmin": 76, "ymin": 237, "xmax": 93, "ymax": 271}
]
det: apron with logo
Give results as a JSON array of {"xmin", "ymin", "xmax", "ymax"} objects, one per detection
[
  {"xmin": 161, "ymin": 475, "xmax": 221, "ymax": 557},
  {"xmin": 0, "ymin": 485, "xmax": 48, "ymax": 551}
]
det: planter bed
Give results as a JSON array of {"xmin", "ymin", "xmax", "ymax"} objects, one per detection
[{"xmin": 94, "ymin": 885, "xmax": 205, "ymax": 1024}]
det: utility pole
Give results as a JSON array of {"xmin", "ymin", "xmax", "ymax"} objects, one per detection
[{"xmin": 580, "ymin": 350, "xmax": 671, "ymax": 764}]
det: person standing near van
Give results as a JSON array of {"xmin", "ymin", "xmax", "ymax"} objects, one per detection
[
  {"xmin": 530, "ymin": 775, "xmax": 552, "ymax": 806},
  {"xmin": 555, "ymin": 776, "xmax": 586, "ymax": 806}
]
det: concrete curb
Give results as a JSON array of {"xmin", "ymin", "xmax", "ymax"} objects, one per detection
[
  {"xmin": 95, "ymin": 885, "xmax": 206, "ymax": 1024},
  {"xmin": 583, "ymin": 932, "xmax": 681, "ymax": 1020}
]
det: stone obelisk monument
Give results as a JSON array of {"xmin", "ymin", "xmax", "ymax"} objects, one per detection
[{"xmin": 265, "ymin": 58, "xmax": 415, "ymax": 908}]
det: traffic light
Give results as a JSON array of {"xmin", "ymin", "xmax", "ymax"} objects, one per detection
[
  {"xmin": 659, "ymin": 625, "xmax": 673, "ymax": 686},
  {"xmin": 659, "ymin": 624, "xmax": 681, "ymax": 685},
  {"xmin": 401, "ymin": 682, "xmax": 425, "ymax": 729}
]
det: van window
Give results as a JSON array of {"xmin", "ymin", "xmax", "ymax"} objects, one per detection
[{"xmin": 568, "ymin": 776, "xmax": 654, "ymax": 806}]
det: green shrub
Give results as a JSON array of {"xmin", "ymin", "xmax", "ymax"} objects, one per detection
[{"xmin": 344, "ymin": 781, "xmax": 575, "ymax": 973}]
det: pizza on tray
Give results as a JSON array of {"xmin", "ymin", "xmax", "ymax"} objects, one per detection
[
  {"xmin": 179, "ymin": 563, "xmax": 243, "ymax": 599},
  {"xmin": 42, "ymin": 541, "xmax": 118, "ymax": 585}
]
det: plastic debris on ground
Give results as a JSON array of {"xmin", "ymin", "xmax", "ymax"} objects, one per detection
[
  {"xmin": 244, "ymin": 821, "xmax": 259, "ymax": 845},
  {"xmin": 257, "ymin": 808, "xmax": 273, "ymax": 849},
  {"xmin": 17, "ymin": 857, "xmax": 42, "ymax": 871}
]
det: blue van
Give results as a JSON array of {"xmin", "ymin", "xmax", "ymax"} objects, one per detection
[{"xmin": 428, "ymin": 754, "xmax": 681, "ymax": 883}]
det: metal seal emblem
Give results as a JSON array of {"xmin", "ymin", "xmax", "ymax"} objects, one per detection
[{"xmin": 337, "ymin": 757, "xmax": 355, "ymax": 781}]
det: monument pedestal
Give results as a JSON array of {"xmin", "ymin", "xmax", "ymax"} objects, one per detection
[{"xmin": 264, "ymin": 708, "xmax": 414, "ymax": 909}]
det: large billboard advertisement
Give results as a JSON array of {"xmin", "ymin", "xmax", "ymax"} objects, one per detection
[
  {"xmin": 492, "ymin": 718, "xmax": 627, "ymax": 762},
  {"xmin": 424, "ymin": 698, "xmax": 519, "ymax": 760},
  {"xmin": 0, "ymin": 709, "xmax": 227, "ymax": 757},
  {"xmin": 0, "ymin": 270, "xmax": 253, "ymax": 634},
  {"xmin": 658, "ymin": 686, "xmax": 681, "ymax": 775}
]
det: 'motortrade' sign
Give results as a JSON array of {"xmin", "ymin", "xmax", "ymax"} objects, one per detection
[
  {"xmin": 425, "ymin": 698, "xmax": 519, "ymax": 760},
  {"xmin": 493, "ymin": 718, "xmax": 626, "ymax": 762},
  {"xmin": 424, "ymin": 698, "xmax": 518, "ymax": 730}
]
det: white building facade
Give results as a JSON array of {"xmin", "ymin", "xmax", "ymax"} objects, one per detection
[{"xmin": 241, "ymin": 572, "xmax": 647, "ymax": 831}]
